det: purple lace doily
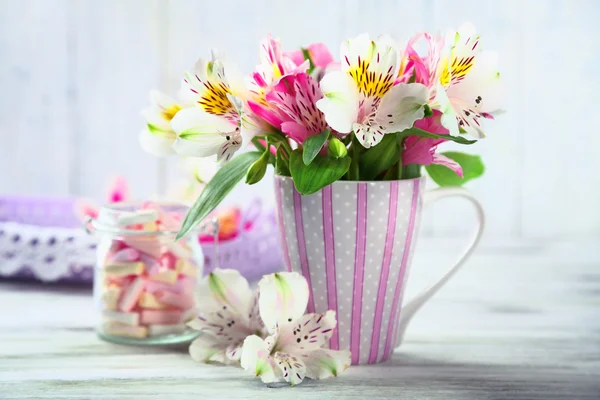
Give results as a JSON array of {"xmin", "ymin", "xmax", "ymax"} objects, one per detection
[{"xmin": 0, "ymin": 196, "xmax": 283, "ymax": 284}]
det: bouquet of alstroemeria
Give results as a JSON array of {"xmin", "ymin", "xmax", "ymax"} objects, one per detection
[{"xmin": 140, "ymin": 24, "xmax": 502, "ymax": 239}]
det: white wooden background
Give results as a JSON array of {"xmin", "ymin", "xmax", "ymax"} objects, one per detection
[{"xmin": 1, "ymin": 0, "xmax": 599, "ymax": 240}]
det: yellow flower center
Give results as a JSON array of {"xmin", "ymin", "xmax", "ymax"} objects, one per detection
[
  {"xmin": 161, "ymin": 104, "xmax": 182, "ymax": 121},
  {"xmin": 198, "ymin": 82, "xmax": 234, "ymax": 115},
  {"xmin": 440, "ymin": 54, "xmax": 475, "ymax": 87},
  {"xmin": 347, "ymin": 59, "xmax": 394, "ymax": 98}
]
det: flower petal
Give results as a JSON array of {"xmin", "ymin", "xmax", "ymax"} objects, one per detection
[
  {"xmin": 341, "ymin": 34, "xmax": 398, "ymax": 99},
  {"xmin": 278, "ymin": 310, "xmax": 337, "ymax": 353},
  {"xmin": 198, "ymin": 269, "xmax": 253, "ymax": 318},
  {"xmin": 281, "ymin": 121, "xmax": 311, "ymax": 144},
  {"xmin": 225, "ymin": 342, "xmax": 244, "ymax": 362},
  {"xmin": 241, "ymin": 335, "xmax": 280, "ymax": 383},
  {"xmin": 258, "ymin": 272, "xmax": 309, "ymax": 333},
  {"xmin": 189, "ymin": 334, "xmax": 228, "ymax": 364},
  {"xmin": 106, "ymin": 176, "xmax": 129, "ymax": 203},
  {"xmin": 304, "ymin": 349, "xmax": 351, "ymax": 380},
  {"xmin": 432, "ymin": 85, "xmax": 460, "ymax": 136},
  {"xmin": 74, "ymin": 199, "xmax": 98, "ymax": 220},
  {"xmin": 432, "ymin": 153, "xmax": 464, "ymax": 177},
  {"xmin": 375, "ymin": 83, "xmax": 429, "ymax": 133},
  {"xmin": 141, "ymin": 90, "xmax": 182, "ymax": 130},
  {"xmin": 247, "ymin": 290, "xmax": 266, "ymax": 335},
  {"xmin": 316, "ymin": 71, "xmax": 360, "ymax": 134},
  {"xmin": 306, "ymin": 43, "xmax": 334, "ymax": 69},
  {"xmin": 171, "ymin": 108, "xmax": 238, "ymax": 158},
  {"xmin": 138, "ymin": 129, "xmax": 176, "ymax": 157},
  {"xmin": 186, "ymin": 305, "xmax": 253, "ymax": 344},
  {"xmin": 352, "ymin": 122, "xmax": 386, "ymax": 149},
  {"xmin": 274, "ymin": 352, "xmax": 306, "ymax": 385}
]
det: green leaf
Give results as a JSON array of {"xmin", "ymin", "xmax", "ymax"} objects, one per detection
[
  {"xmin": 176, "ymin": 152, "xmax": 262, "ymax": 239},
  {"xmin": 301, "ymin": 48, "xmax": 315, "ymax": 75},
  {"xmin": 251, "ymin": 137, "xmax": 267, "ymax": 152},
  {"xmin": 423, "ymin": 104, "xmax": 433, "ymax": 118},
  {"xmin": 400, "ymin": 127, "xmax": 477, "ymax": 145},
  {"xmin": 275, "ymin": 145, "xmax": 290, "ymax": 176},
  {"xmin": 245, "ymin": 149, "xmax": 270, "ymax": 185},
  {"xmin": 358, "ymin": 134, "xmax": 400, "ymax": 180},
  {"xmin": 327, "ymin": 137, "xmax": 347, "ymax": 159},
  {"xmin": 302, "ymin": 130, "xmax": 330, "ymax": 165},
  {"xmin": 425, "ymin": 151, "xmax": 485, "ymax": 187},
  {"xmin": 290, "ymin": 149, "xmax": 351, "ymax": 195}
]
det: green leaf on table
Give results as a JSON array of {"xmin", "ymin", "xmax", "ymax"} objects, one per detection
[
  {"xmin": 290, "ymin": 149, "xmax": 351, "ymax": 195},
  {"xmin": 399, "ymin": 127, "xmax": 478, "ymax": 145},
  {"xmin": 302, "ymin": 130, "xmax": 330, "ymax": 165},
  {"xmin": 328, "ymin": 137, "xmax": 348, "ymax": 159},
  {"xmin": 176, "ymin": 151, "xmax": 262, "ymax": 239},
  {"xmin": 275, "ymin": 145, "xmax": 291, "ymax": 176},
  {"xmin": 359, "ymin": 134, "xmax": 400, "ymax": 180},
  {"xmin": 425, "ymin": 151, "xmax": 485, "ymax": 187}
]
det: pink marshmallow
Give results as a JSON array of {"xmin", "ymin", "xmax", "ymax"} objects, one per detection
[
  {"xmin": 177, "ymin": 276, "xmax": 196, "ymax": 294},
  {"xmin": 123, "ymin": 236, "xmax": 163, "ymax": 258},
  {"xmin": 144, "ymin": 276, "xmax": 196, "ymax": 295},
  {"xmin": 140, "ymin": 310, "xmax": 184, "ymax": 325},
  {"xmin": 109, "ymin": 240, "xmax": 126, "ymax": 253},
  {"xmin": 139, "ymin": 253, "xmax": 161, "ymax": 275},
  {"xmin": 118, "ymin": 277, "xmax": 146, "ymax": 312},
  {"xmin": 156, "ymin": 291, "xmax": 195, "ymax": 310},
  {"xmin": 109, "ymin": 248, "xmax": 140, "ymax": 263},
  {"xmin": 160, "ymin": 252, "xmax": 177, "ymax": 269},
  {"xmin": 144, "ymin": 279, "xmax": 182, "ymax": 295}
]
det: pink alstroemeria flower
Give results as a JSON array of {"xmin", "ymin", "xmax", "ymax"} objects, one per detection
[
  {"xmin": 402, "ymin": 111, "xmax": 463, "ymax": 177},
  {"xmin": 247, "ymin": 35, "xmax": 309, "ymax": 130},
  {"xmin": 287, "ymin": 42, "xmax": 335, "ymax": 70},
  {"xmin": 266, "ymin": 73, "xmax": 328, "ymax": 144},
  {"xmin": 397, "ymin": 32, "xmax": 444, "ymax": 90},
  {"xmin": 74, "ymin": 176, "xmax": 130, "ymax": 221}
]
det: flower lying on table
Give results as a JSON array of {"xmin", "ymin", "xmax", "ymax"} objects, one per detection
[{"xmin": 188, "ymin": 269, "xmax": 351, "ymax": 386}]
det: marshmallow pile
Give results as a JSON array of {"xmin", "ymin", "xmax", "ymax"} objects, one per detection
[{"xmin": 97, "ymin": 203, "xmax": 198, "ymax": 340}]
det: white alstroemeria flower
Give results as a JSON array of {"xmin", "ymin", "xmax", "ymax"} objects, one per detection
[
  {"xmin": 165, "ymin": 156, "xmax": 219, "ymax": 204},
  {"xmin": 316, "ymin": 34, "xmax": 429, "ymax": 148},
  {"xmin": 241, "ymin": 272, "xmax": 351, "ymax": 386},
  {"xmin": 187, "ymin": 269, "xmax": 265, "ymax": 364},
  {"xmin": 171, "ymin": 52, "xmax": 259, "ymax": 162},
  {"xmin": 140, "ymin": 90, "xmax": 184, "ymax": 156},
  {"xmin": 436, "ymin": 23, "xmax": 503, "ymax": 138}
]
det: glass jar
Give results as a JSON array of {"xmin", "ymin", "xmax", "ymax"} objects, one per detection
[{"xmin": 86, "ymin": 202, "xmax": 203, "ymax": 345}]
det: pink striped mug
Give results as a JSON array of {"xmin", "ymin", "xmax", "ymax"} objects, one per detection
[{"xmin": 274, "ymin": 176, "xmax": 484, "ymax": 365}]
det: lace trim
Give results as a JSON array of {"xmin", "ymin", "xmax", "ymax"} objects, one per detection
[{"xmin": 0, "ymin": 222, "xmax": 96, "ymax": 282}]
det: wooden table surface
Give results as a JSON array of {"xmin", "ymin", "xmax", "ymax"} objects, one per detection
[{"xmin": 1, "ymin": 238, "xmax": 599, "ymax": 399}]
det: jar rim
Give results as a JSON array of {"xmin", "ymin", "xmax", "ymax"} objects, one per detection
[{"xmin": 89, "ymin": 201, "xmax": 191, "ymax": 236}]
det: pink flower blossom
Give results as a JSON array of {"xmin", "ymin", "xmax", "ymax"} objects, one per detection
[
  {"xmin": 286, "ymin": 43, "xmax": 335, "ymax": 70},
  {"xmin": 266, "ymin": 73, "xmax": 327, "ymax": 144},
  {"xmin": 247, "ymin": 35, "xmax": 308, "ymax": 131},
  {"xmin": 402, "ymin": 111, "xmax": 463, "ymax": 177},
  {"xmin": 397, "ymin": 32, "xmax": 444, "ymax": 90}
]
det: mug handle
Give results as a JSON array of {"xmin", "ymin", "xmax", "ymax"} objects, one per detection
[{"xmin": 394, "ymin": 187, "xmax": 485, "ymax": 344}]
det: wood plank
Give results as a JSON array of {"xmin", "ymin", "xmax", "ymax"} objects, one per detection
[
  {"xmin": 520, "ymin": 0, "xmax": 600, "ymax": 237},
  {"xmin": 69, "ymin": 0, "xmax": 164, "ymax": 199},
  {"xmin": 0, "ymin": 0, "xmax": 71, "ymax": 195},
  {"xmin": 0, "ymin": 239, "xmax": 598, "ymax": 398},
  {"xmin": 425, "ymin": 0, "xmax": 522, "ymax": 238}
]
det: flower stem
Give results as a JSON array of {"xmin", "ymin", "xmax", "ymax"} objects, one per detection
[
  {"xmin": 401, "ymin": 164, "xmax": 422, "ymax": 179},
  {"xmin": 348, "ymin": 135, "xmax": 360, "ymax": 180}
]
